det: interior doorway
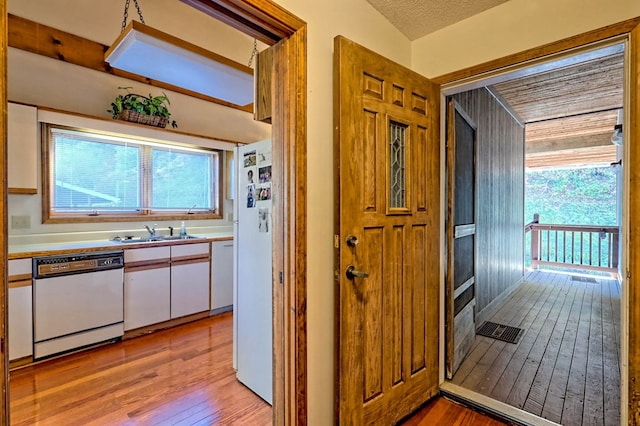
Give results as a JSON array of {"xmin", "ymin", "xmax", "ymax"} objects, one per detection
[
  {"xmin": 1, "ymin": 1, "xmax": 308, "ymax": 424},
  {"xmin": 442, "ymin": 41, "xmax": 625, "ymax": 425}
]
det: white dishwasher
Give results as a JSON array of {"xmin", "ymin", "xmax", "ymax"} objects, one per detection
[{"xmin": 33, "ymin": 250, "xmax": 124, "ymax": 360}]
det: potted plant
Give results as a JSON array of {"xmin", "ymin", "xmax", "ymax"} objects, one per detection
[{"xmin": 108, "ymin": 86, "xmax": 178, "ymax": 128}]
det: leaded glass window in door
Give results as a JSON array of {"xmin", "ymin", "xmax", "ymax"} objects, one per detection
[{"xmin": 389, "ymin": 121, "xmax": 407, "ymax": 208}]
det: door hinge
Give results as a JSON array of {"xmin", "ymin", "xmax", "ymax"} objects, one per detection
[
  {"xmin": 0, "ymin": 337, "xmax": 4, "ymax": 354},
  {"xmin": 279, "ymin": 271, "xmax": 284, "ymax": 284},
  {"xmin": 334, "ymin": 234, "xmax": 340, "ymax": 249}
]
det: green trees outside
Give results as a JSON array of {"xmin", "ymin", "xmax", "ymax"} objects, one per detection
[
  {"xmin": 525, "ymin": 167, "xmax": 617, "ymax": 226},
  {"xmin": 524, "ymin": 166, "xmax": 618, "ymax": 271},
  {"xmin": 52, "ymin": 131, "xmax": 215, "ymax": 212},
  {"xmin": 151, "ymin": 149, "xmax": 212, "ymax": 210}
]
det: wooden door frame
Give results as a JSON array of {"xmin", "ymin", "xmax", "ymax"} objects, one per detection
[
  {"xmin": 434, "ymin": 17, "xmax": 640, "ymax": 424},
  {"xmin": 0, "ymin": 1, "xmax": 8, "ymax": 424},
  {"xmin": 0, "ymin": 1, "xmax": 308, "ymax": 424}
]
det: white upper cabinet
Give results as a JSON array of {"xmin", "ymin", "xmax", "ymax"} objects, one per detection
[{"xmin": 8, "ymin": 102, "xmax": 38, "ymax": 194}]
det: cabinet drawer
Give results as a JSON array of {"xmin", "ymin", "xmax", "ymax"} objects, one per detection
[
  {"xmin": 124, "ymin": 246, "xmax": 171, "ymax": 263},
  {"xmin": 9, "ymin": 258, "xmax": 32, "ymax": 278},
  {"xmin": 171, "ymin": 242, "xmax": 209, "ymax": 258}
]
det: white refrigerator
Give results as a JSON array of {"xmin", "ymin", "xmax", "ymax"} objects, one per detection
[{"xmin": 233, "ymin": 139, "xmax": 273, "ymax": 404}]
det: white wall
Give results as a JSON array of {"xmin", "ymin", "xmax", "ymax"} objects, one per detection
[
  {"xmin": 412, "ymin": 0, "xmax": 640, "ymax": 78},
  {"xmin": 270, "ymin": 1, "xmax": 412, "ymax": 424},
  {"xmin": 7, "ymin": 0, "xmax": 271, "ymax": 240},
  {"xmin": 272, "ymin": 0, "xmax": 639, "ymax": 424}
]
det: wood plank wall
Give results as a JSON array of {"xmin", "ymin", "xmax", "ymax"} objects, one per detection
[{"xmin": 452, "ymin": 88, "xmax": 525, "ymax": 317}]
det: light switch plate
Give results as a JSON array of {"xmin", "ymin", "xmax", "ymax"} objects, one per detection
[{"xmin": 11, "ymin": 215, "xmax": 31, "ymax": 229}]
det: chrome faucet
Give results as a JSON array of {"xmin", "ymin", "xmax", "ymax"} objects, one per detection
[{"xmin": 144, "ymin": 224, "xmax": 157, "ymax": 237}]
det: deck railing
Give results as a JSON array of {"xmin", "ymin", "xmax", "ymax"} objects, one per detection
[{"xmin": 525, "ymin": 213, "xmax": 620, "ymax": 276}]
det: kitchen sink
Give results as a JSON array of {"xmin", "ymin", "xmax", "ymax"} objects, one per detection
[
  {"xmin": 159, "ymin": 235, "xmax": 203, "ymax": 241},
  {"xmin": 113, "ymin": 235, "xmax": 202, "ymax": 243}
]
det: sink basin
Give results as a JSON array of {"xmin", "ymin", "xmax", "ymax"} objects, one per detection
[
  {"xmin": 113, "ymin": 235, "xmax": 202, "ymax": 243},
  {"xmin": 158, "ymin": 235, "xmax": 202, "ymax": 241}
]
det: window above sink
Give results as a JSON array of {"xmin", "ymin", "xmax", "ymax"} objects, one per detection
[{"xmin": 41, "ymin": 124, "xmax": 224, "ymax": 223}]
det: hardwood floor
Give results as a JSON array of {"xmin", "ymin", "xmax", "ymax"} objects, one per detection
[
  {"xmin": 450, "ymin": 270, "xmax": 621, "ymax": 425},
  {"xmin": 9, "ymin": 311, "xmax": 504, "ymax": 425},
  {"xmin": 9, "ymin": 312, "xmax": 272, "ymax": 425},
  {"xmin": 400, "ymin": 397, "xmax": 509, "ymax": 426}
]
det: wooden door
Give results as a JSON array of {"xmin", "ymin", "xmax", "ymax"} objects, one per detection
[
  {"xmin": 334, "ymin": 35, "xmax": 440, "ymax": 425},
  {"xmin": 445, "ymin": 99, "xmax": 477, "ymax": 378}
]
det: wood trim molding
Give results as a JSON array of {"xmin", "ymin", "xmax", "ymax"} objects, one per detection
[
  {"xmin": 180, "ymin": 0, "xmax": 304, "ymax": 45},
  {"xmin": 8, "ymin": 356, "xmax": 33, "ymax": 370},
  {"xmin": 7, "ymin": 275, "xmax": 31, "ymax": 286},
  {"xmin": 628, "ymin": 21, "xmax": 640, "ymax": 426},
  {"xmin": 433, "ymin": 17, "xmax": 640, "ymax": 85},
  {"xmin": 1, "ymin": 2, "xmax": 9, "ymax": 423},
  {"xmin": 7, "ymin": 188, "xmax": 37, "ymax": 195},
  {"xmin": 7, "ymin": 14, "xmax": 253, "ymax": 113},
  {"xmin": 7, "ymin": 279, "xmax": 31, "ymax": 289},
  {"xmin": 170, "ymin": 255, "xmax": 211, "ymax": 266},
  {"xmin": 124, "ymin": 259, "xmax": 171, "ymax": 272},
  {"xmin": 180, "ymin": 2, "xmax": 308, "ymax": 424},
  {"xmin": 270, "ymin": 25, "xmax": 308, "ymax": 425},
  {"xmin": 36, "ymin": 105, "xmax": 243, "ymax": 146}
]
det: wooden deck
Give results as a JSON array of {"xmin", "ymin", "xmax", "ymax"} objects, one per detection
[{"xmin": 450, "ymin": 270, "xmax": 621, "ymax": 425}]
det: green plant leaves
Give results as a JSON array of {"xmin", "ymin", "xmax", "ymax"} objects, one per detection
[{"xmin": 107, "ymin": 87, "xmax": 177, "ymax": 127}]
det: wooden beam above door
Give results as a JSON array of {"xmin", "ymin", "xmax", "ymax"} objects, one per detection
[{"xmin": 179, "ymin": 0, "xmax": 304, "ymax": 45}]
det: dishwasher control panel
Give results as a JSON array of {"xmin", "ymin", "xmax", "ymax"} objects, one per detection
[{"xmin": 33, "ymin": 250, "xmax": 124, "ymax": 278}]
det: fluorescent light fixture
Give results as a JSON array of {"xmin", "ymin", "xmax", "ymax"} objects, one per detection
[{"xmin": 105, "ymin": 21, "xmax": 254, "ymax": 107}]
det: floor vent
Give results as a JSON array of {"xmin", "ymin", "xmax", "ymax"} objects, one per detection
[
  {"xmin": 571, "ymin": 275, "xmax": 598, "ymax": 283},
  {"xmin": 476, "ymin": 321, "xmax": 524, "ymax": 344}
]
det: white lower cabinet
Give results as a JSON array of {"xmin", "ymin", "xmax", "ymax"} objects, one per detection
[
  {"xmin": 124, "ymin": 247, "xmax": 171, "ymax": 331},
  {"xmin": 170, "ymin": 243, "xmax": 211, "ymax": 319},
  {"xmin": 211, "ymin": 240, "xmax": 234, "ymax": 311},
  {"xmin": 125, "ymin": 267, "xmax": 171, "ymax": 330},
  {"xmin": 123, "ymin": 243, "xmax": 211, "ymax": 330},
  {"xmin": 8, "ymin": 258, "xmax": 33, "ymax": 360},
  {"xmin": 171, "ymin": 262, "xmax": 210, "ymax": 318}
]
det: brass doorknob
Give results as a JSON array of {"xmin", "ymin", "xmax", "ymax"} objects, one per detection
[{"xmin": 346, "ymin": 265, "xmax": 369, "ymax": 279}]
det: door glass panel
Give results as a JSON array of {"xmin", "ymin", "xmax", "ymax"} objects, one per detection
[{"xmin": 389, "ymin": 121, "xmax": 407, "ymax": 208}]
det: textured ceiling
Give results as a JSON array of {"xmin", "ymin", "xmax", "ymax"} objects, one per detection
[{"xmin": 366, "ymin": 0, "xmax": 510, "ymax": 40}]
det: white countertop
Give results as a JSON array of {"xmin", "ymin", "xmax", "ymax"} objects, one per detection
[{"xmin": 9, "ymin": 231, "xmax": 234, "ymax": 258}]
